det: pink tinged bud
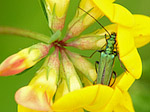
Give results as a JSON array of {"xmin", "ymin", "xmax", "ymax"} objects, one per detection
[
  {"xmin": 60, "ymin": 50, "xmax": 82, "ymax": 92},
  {"xmin": 0, "ymin": 43, "xmax": 50, "ymax": 76},
  {"xmin": 65, "ymin": 50, "xmax": 97, "ymax": 83},
  {"xmin": 45, "ymin": 0, "xmax": 70, "ymax": 32},
  {"xmin": 15, "ymin": 86, "xmax": 51, "ymax": 111},
  {"xmin": 15, "ymin": 49, "xmax": 60, "ymax": 111},
  {"xmin": 52, "ymin": 16, "xmax": 66, "ymax": 31},
  {"xmin": 64, "ymin": 20, "xmax": 85, "ymax": 42},
  {"xmin": 66, "ymin": 34, "xmax": 106, "ymax": 50},
  {"xmin": 63, "ymin": 0, "xmax": 103, "ymax": 42}
]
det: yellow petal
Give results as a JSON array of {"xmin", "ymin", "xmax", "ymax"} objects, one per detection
[
  {"xmin": 93, "ymin": 0, "xmax": 134, "ymax": 27},
  {"xmin": 133, "ymin": 14, "xmax": 150, "ymax": 48},
  {"xmin": 134, "ymin": 35, "xmax": 150, "ymax": 48},
  {"xmin": 18, "ymin": 105, "xmax": 45, "ymax": 112},
  {"xmin": 93, "ymin": 0, "xmax": 114, "ymax": 20},
  {"xmin": 113, "ymin": 4, "xmax": 134, "ymax": 27},
  {"xmin": 85, "ymin": 87, "xmax": 122, "ymax": 112},
  {"xmin": 113, "ymin": 92, "xmax": 135, "ymax": 112},
  {"xmin": 120, "ymin": 48, "xmax": 142, "ymax": 79},
  {"xmin": 54, "ymin": 108, "xmax": 84, "ymax": 112},
  {"xmin": 73, "ymin": 108, "xmax": 85, "ymax": 112},
  {"xmin": 84, "ymin": 85, "xmax": 114, "ymax": 111},
  {"xmin": 52, "ymin": 85, "xmax": 99, "ymax": 111},
  {"xmin": 117, "ymin": 25, "xmax": 135, "ymax": 58},
  {"xmin": 79, "ymin": 0, "xmax": 103, "ymax": 27},
  {"xmin": 97, "ymin": 24, "xmax": 117, "ymax": 35},
  {"xmin": 112, "ymin": 72, "xmax": 135, "ymax": 91},
  {"xmin": 99, "ymin": 87, "xmax": 122, "ymax": 112}
]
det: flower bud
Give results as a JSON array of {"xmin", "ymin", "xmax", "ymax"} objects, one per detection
[
  {"xmin": 45, "ymin": 0, "xmax": 70, "ymax": 32},
  {"xmin": 66, "ymin": 33, "xmax": 106, "ymax": 50},
  {"xmin": 63, "ymin": 0, "xmax": 103, "ymax": 41},
  {"xmin": 65, "ymin": 50, "xmax": 97, "ymax": 83},
  {"xmin": 15, "ymin": 48, "xmax": 60, "ymax": 111},
  {"xmin": 0, "ymin": 43, "xmax": 50, "ymax": 76},
  {"xmin": 60, "ymin": 50, "xmax": 82, "ymax": 92}
]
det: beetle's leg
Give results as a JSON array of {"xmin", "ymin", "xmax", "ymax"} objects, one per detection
[
  {"xmin": 81, "ymin": 50, "xmax": 98, "ymax": 58},
  {"xmin": 117, "ymin": 53, "xmax": 129, "ymax": 73},
  {"xmin": 95, "ymin": 61, "xmax": 99, "ymax": 73},
  {"xmin": 109, "ymin": 71, "xmax": 117, "ymax": 87},
  {"xmin": 93, "ymin": 61, "xmax": 99, "ymax": 84}
]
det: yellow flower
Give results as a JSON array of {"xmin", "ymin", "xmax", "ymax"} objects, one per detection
[
  {"xmin": 88, "ymin": 14, "xmax": 150, "ymax": 80},
  {"xmin": 15, "ymin": 48, "xmax": 60, "ymax": 111},
  {"xmin": 45, "ymin": 0, "xmax": 70, "ymax": 32},
  {"xmin": 92, "ymin": 14, "xmax": 150, "ymax": 48},
  {"xmin": 0, "ymin": 43, "xmax": 50, "ymax": 76}
]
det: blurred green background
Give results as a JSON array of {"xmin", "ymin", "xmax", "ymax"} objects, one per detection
[{"xmin": 0, "ymin": 0, "xmax": 149, "ymax": 112}]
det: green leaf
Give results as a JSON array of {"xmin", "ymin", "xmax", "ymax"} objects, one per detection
[{"xmin": 39, "ymin": 0, "xmax": 48, "ymax": 22}]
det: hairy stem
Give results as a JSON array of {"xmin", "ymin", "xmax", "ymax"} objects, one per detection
[{"xmin": 0, "ymin": 26, "xmax": 50, "ymax": 43}]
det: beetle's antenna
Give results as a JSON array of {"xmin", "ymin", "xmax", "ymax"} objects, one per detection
[{"xmin": 78, "ymin": 7, "xmax": 111, "ymax": 37}]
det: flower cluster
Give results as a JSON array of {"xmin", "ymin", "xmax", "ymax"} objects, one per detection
[{"xmin": 0, "ymin": 0, "xmax": 150, "ymax": 112}]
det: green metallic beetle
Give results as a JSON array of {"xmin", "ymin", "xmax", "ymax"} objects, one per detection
[
  {"xmin": 96, "ymin": 32, "xmax": 117, "ymax": 86},
  {"xmin": 79, "ymin": 7, "xmax": 119, "ymax": 86}
]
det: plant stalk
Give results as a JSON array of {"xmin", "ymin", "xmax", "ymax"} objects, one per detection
[{"xmin": 0, "ymin": 26, "xmax": 50, "ymax": 43}]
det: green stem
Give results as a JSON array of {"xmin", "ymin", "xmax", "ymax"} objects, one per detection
[{"xmin": 0, "ymin": 26, "xmax": 50, "ymax": 43}]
